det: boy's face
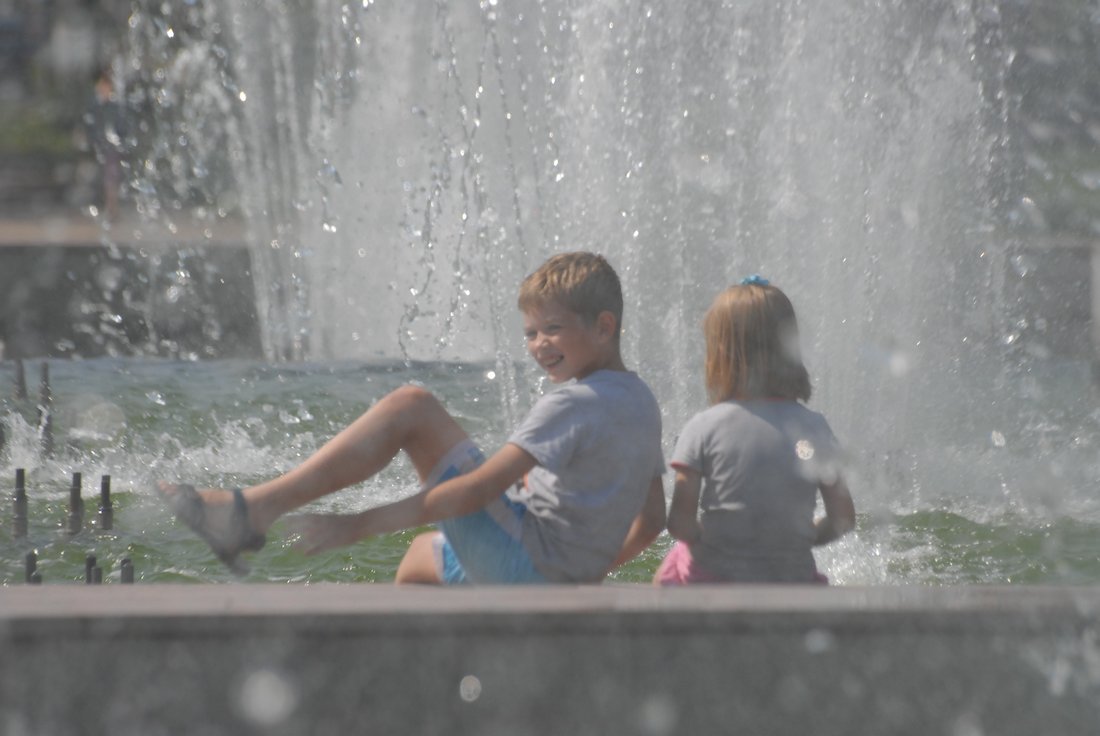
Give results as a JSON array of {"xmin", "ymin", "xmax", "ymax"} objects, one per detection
[{"xmin": 522, "ymin": 300, "xmax": 615, "ymax": 383}]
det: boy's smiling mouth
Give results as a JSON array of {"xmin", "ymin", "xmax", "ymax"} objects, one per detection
[{"xmin": 523, "ymin": 298, "xmax": 623, "ymax": 382}]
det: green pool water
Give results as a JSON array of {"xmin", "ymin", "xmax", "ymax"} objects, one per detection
[{"xmin": 2, "ymin": 358, "xmax": 1099, "ymax": 586}]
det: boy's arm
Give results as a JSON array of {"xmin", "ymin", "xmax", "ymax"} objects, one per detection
[
  {"xmin": 813, "ymin": 475, "xmax": 855, "ymax": 546},
  {"xmin": 290, "ymin": 443, "xmax": 537, "ymax": 554},
  {"xmin": 666, "ymin": 466, "xmax": 703, "ymax": 545},
  {"xmin": 608, "ymin": 473, "xmax": 666, "ymax": 571}
]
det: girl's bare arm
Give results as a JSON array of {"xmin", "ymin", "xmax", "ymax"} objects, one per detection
[
  {"xmin": 666, "ymin": 466, "xmax": 703, "ymax": 545},
  {"xmin": 814, "ymin": 475, "xmax": 855, "ymax": 546}
]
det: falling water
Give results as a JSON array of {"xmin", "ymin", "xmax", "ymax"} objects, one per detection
[{"xmin": 114, "ymin": 0, "xmax": 1100, "ymax": 582}]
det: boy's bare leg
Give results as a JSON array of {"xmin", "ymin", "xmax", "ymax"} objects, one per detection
[
  {"xmin": 394, "ymin": 532, "xmax": 443, "ymax": 584},
  {"xmin": 159, "ymin": 385, "xmax": 468, "ymax": 549}
]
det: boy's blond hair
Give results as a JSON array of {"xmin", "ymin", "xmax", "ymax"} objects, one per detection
[
  {"xmin": 517, "ymin": 252, "xmax": 623, "ymax": 337},
  {"xmin": 703, "ymin": 283, "xmax": 811, "ymax": 403}
]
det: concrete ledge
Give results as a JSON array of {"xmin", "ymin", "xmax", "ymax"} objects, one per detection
[
  {"xmin": 2, "ymin": 583, "xmax": 1099, "ymax": 625},
  {"xmin": 2, "ymin": 585, "xmax": 1100, "ymax": 735},
  {"xmin": 0, "ymin": 212, "xmax": 247, "ymax": 249}
]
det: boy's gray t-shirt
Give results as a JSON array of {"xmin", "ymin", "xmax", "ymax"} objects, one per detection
[
  {"xmin": 506, "ymin": 369, "xmax": 664, "ymax": 583},
  {"xmin": 671, "ymin": 400, "xmax": 841, "ymax": 582}
]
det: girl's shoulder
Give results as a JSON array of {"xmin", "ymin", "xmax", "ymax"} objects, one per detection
[
  {"xmin": 683, "ymin": 400, "xmax": 756, "ymax": 429},
  {"xmin": 696, "ymin": 399, "xmax": 832, "ymax": 429},
  {"xmin": 759, "ymin": 399, "xmax": 833, "ymax": 427},
  {"xmin": 700, "ymin": 398, "xmax": 802, "ymax": 414}
]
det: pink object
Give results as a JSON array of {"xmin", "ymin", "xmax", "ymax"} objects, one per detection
[{"xmin": 653, "ymin": 541, "xmax": 726, "ymax": 585}]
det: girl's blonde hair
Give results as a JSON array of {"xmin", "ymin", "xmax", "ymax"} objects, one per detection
[{"xmin": 703, "ymin": 283, "xmax": 811, "ymax": 403}]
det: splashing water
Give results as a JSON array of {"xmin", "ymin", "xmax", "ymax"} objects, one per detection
[{"xmin": 25, "ymin": 0, "xmax": 1093, "ymax": 584}]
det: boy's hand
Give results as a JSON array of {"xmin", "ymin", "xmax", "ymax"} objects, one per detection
[
  {"xmin": 608, "ymin": 474, "xmax": 666, "ymax": 571},
  {"xmin": 287, "ymin": 512, "xmax": 370, "ymax": 555}
]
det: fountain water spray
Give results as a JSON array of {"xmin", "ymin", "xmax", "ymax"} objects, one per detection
[{"xmin": 120, "ymin": 1, "xmax": 1050, "ymax": 520}]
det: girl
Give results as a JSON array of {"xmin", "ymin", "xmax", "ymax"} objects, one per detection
[{"xmin": 655, "ymin": 276, "xmax": 855, "ymax": 585}]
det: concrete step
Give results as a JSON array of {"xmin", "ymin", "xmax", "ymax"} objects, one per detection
[{"xmin": 2, "ymin": 584, "xmax": 1098, "ymax": 735}]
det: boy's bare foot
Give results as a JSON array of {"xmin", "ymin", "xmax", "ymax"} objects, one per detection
[
  {"xmin": 287, "ymin": 512, "xmax": 370, "ymax": 556},
  {"xmin": 157, "ymin": 482, "xmax": 267, "ymax": 575}
]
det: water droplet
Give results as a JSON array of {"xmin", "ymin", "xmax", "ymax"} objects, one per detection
[
  {"xmin": 638, "ymin": 693, "xmax": 677, "ymax": 735},
  {"xmin": 1011, "ymin": 253, "xmax": 1036, "ymax": 278},
  {"xmin": 459, "ymin": 675, "xmax": 482, "ymax": 702},
  {"xmin": 1017, "ymin": 197, "xmax": 1048, "ymax": 230},
  {"xmin": 795, "ymin": 440, "xmax": 815, "ymax": 460},
  {"xmin": 804, "ymin": 628, "xmax": 835, "ymax": 653},
  {"xmin": 884, "ymin": 349, "xmax": 910, "ymax": 374},
  {"xmin": 238, "ymin": 668, "xmax": 298, "ymax": 726},
  {"xmin": 318, "ymin": 160, "xmax": 343, "ymax": 184}
]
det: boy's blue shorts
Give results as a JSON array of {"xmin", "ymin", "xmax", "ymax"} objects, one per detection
[{"xmin": 425, "ymin": 439, "xmax": 548, "ymax": 585}]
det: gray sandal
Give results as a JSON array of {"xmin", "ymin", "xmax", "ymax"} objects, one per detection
[{"xmin": 165, "ymin": 485, "xmax": 266, "ymax": 575}]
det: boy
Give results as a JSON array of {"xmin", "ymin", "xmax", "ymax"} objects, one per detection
[{"xmin": 160, "ymin": 252, "xmax": 666, "ymax": 583}]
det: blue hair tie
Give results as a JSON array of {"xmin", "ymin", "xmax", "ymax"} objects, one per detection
[{"xmin": 740, "ymin": 274, "xmax": 769, "ymax": 286}]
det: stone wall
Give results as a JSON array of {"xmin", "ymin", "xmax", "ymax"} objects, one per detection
[
  {"xmin": 1, "ymin": 585, "xmax": 1098, "ymax": 736},
  {"xmin": 0, "ymin": 237, "xmax": 261, "ymax": 360}
]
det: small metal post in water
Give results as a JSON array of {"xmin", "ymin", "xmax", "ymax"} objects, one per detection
[
  {"xmin": 120, "ymin": 557, "xmax": 134, "ymax": 584},
  {"xmin": 84, "ymin": 553, "xmax": 96, "ymax": 584},
  {"xmin": 13, "ymin": 468, "xmax": 27, "ymax": 538},
  {"xmin": 68, "ymin": 472, "xmax": 84, "ymax": 535},
  {"xmin": 24, "ymin": 550, "xmax": 36, "ymax": 584},
  {"xmin": 98, "ymin": 475, "xmax": 113, "ymax": 531},
  {"xmin": 37, "ymin": 362, "xmax": 53, "ymax": 457},
  {"xmin": 13, "ymin": 358, "xmax": 26, "ymax": 400}
]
